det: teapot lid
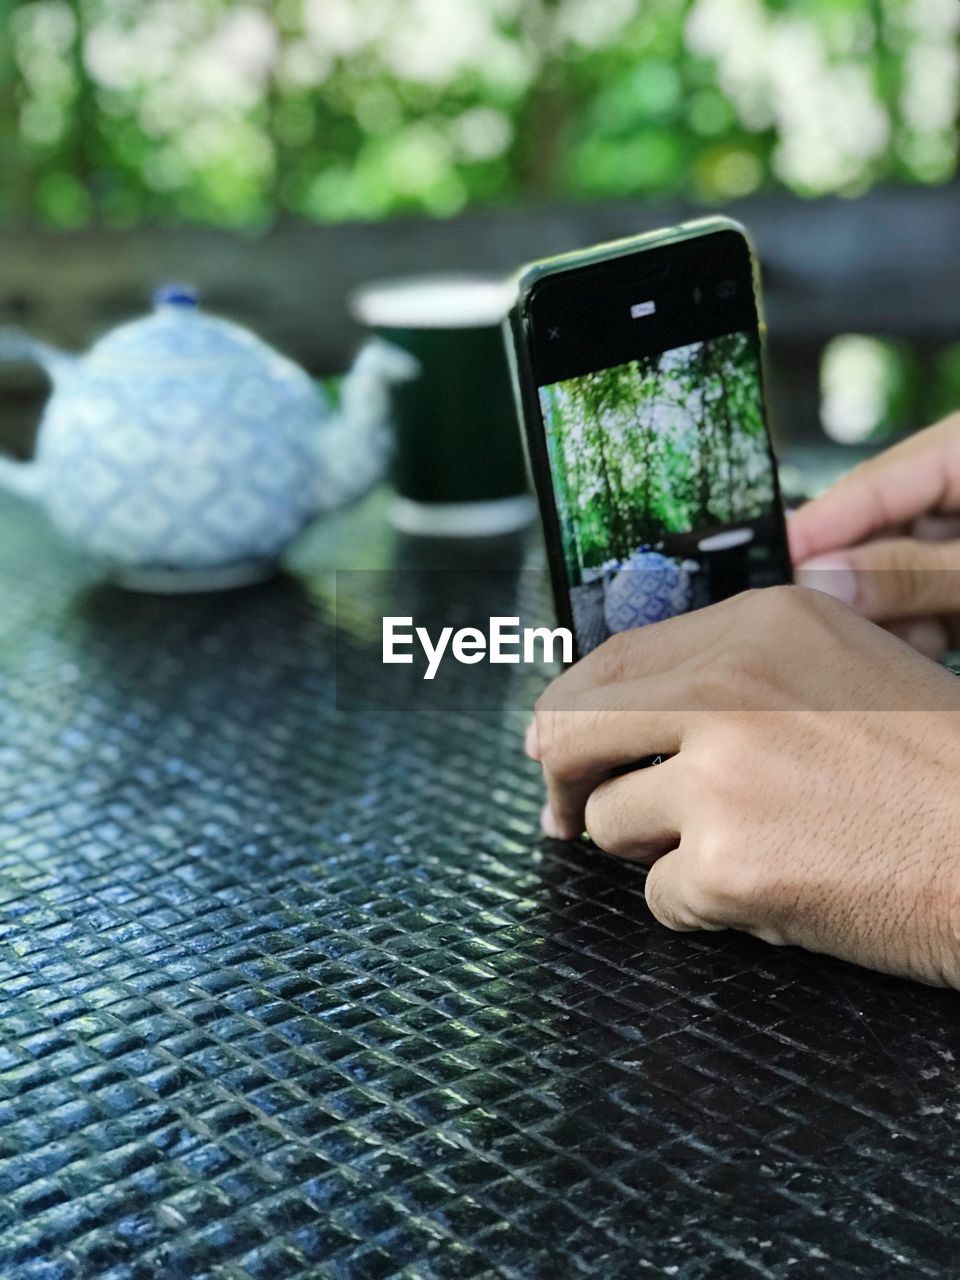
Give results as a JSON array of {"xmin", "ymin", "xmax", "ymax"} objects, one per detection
[{"xmin": 88, "ymin": 285, "xmax": 268, "ymax": 370}]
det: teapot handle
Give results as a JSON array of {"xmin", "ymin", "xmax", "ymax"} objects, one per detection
[{"xmin": 0, "ymin": 327, "xmax": 62, "ymax": 501}]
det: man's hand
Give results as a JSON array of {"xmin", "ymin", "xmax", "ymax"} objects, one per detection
[
  {"xmin": 790, "ymin": 412, "xmax": 960, "ymax": 658},
  {"xmin": 526, "ymin": 587, "xmax": 960, "ymax": 987}
]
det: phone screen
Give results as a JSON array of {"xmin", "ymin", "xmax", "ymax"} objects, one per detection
[{"xmin": 522, "ymin": 227, "xmax": 791, "ymax": 657}]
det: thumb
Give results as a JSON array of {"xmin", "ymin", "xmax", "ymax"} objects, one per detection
[{"xmin": 795, "ymin": 537, "xmax": 960, "ymax": 623}]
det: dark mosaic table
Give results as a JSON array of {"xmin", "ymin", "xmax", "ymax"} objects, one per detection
[{"xmin": 2, "ymin": 491, "xmax": 960, "ymax": 1280}]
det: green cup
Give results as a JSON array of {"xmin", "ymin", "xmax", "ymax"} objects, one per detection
[{"xmin": 350, "ymin": 275, "xmax": 534, "ymax": 537}]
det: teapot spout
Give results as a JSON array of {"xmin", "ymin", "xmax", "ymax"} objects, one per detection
[
  {"xmin": 0, "ymin": 455, "xmax": 43, "ymax": 502},
  {"xmin": 311, "ymin": 339, "xmax": 420, "ymax": 513},
  {"xmin": 339, "ymin": 338, "xmax": 419, "ymax": 437},
  {"xmin": 0, "ymin": 327, "xmax": 68, "ymax": 505},
  {"xmin": 0, "ymin": 326, "xmax": 77, "ymax": 383}
]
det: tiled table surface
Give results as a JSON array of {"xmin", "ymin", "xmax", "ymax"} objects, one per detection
[{"xmin": 1, "ymin": 490, "xmax": 959, "ymax": 1280}]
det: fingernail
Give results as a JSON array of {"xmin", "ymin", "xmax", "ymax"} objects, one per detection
[
  {"xmin": 795, "ymin": 557, "xmax": 858, "ymax": 606},
  {"xmin": 540, "ymin": 803, "xmax": 562, "ymax": 839},
  {"xmin": 524, "ymin": 720, "xmax": 540, "ymax": 761}
]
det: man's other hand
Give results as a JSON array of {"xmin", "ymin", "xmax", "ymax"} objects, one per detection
[{"xmin": 790, "ymin": 412, "xmax": 960, "ymax": 658}]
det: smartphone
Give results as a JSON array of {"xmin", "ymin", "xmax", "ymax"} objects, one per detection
[{"xmin": 505, "ymin": 217, "xmax": 791, "ymax": 661}]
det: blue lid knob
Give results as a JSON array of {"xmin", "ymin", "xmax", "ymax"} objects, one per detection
[{"xmin": 153, "ymin": 283, "xmax": 199, "ymax": 309}]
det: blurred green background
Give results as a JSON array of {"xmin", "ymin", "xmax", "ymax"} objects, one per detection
[
  {"xmin": 2, "ymin": 0, "xmax": 956, "ymax": 227},
  {"xmin": 1, "ymin": 0, "xmax": 959, "ymax": 455}
]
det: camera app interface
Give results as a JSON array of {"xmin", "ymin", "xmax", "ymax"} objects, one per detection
[{"xmin": 532, "ymin": 241, "xmax": 790, "ymax": 656}]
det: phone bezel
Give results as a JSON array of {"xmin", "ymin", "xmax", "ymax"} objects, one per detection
[{"xmin": 504, "ymin": 217, "xmax": 790, "ymax": 664}]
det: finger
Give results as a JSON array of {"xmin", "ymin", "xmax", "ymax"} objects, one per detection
[
  {"xmin": 583, "ymin": 763, "xmax": 682, "ymax": 862},
  {"xmin": 795, "ymin": 537, "xmax": 960, "ymax": 622},
  {"xmin": 537, "ymin": 591, "xmax": 744, "ymax": 711},
  {"xmin": 788, "ymin": 413, "xmax": 960, "ymax": 564},
  {"xmin": 643, "ymin": 846, "xmax": 723, "ymax": 934},
  {"xmin": 885, "ymin": 617, "xmax": 949, "ymax": 663},
  {"xmin": 536, "ymin": 679, "xmax": 689, "ymax": 840}
]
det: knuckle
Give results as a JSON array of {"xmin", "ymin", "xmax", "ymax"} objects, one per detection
[
  {"xmin": 792, "ymin": 585, "xmax": 859, "ymax": 649},
  {"xmin": 682, "ymin": 650, "xmax": 771, "ymax": 712},
  {"xmin": 592, "ymin": 629, "xmax": 638, "ymax": 681},
  {"xmin": 688, "ymin": 722, "xmax": 763, "ymax": 818},
  {"xmin": 665, "ymin": 664, "xmax": 728, "ymax": 712},
  {"xmin": 741, "ymin": 583, "xmax": 791, "ymax": 617},
  {"xmin": 789, "ymin": 582, "xmax": 835, "ymax": 614},
  {"xmin": 533, "ymin": 705, "xmax": 564, "ymax": 770},
  {"xmin": 877, "ymin": 542, "xmax": 945, "ymax": 611},
  {"xmin": 679, "ymin": 737, "xmax": 762, "ymax": 915},
  {"xmin": 739, "ymin": 585, "xmax": 770, "ymax": 609},
  {"xmin": 703, "ymin": 723, "xmax": 751, "ymax": 789},
  {"xmin": 877, "ymin": 539, "xmax": 920, "ymax": 576},
  {"xmin": 534, "ymin": 706, "xmax": 589, "ymax": 782},
  {"xmin": 731, "ymin": 584, "xmax": 828, "ymax": 643},
  {"xmin": 644, "ymin": 861, "xmax": 702, "ymax": 932},
  {"xmin": 691, "ymin": 841, "xmax": 729, "ymax": 901},
  {"xmin": 735, "ymin": 585, "xmax": 844, "ymax": 668},
  {"xmin": 534, "ymin": 676, "xmax": 564, "ymax": 716},
  {"xmin": 643, "ymin": 864, "xmax": 673, "ymax": 926},
  {"xmin": 583, "ymin": 789, "xmax": 626, "ymax": 856},
  {"xmin": 763, "ymin": 583, "xmax": 815, "ymax": 623},
  {"xmin": 690, "ymin": 838, "xmax": 758, "ymax": 917},
  {"xmin": 722, "ymin": 640, "xmax": 778, "ymax": 700}
]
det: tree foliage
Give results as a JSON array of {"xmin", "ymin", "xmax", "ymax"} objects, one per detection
[
  {"xmin": 540, "ymin": 332, "xmax": 775, "ymax": 577},
  {"xmin": 0, "ymin": 0, "xmax": 956, "ymax": 227}
]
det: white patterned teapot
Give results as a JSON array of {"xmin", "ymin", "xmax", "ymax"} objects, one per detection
[{"xmin": 0, "ymin": 286, "xmax": 416, "ymax": 591}]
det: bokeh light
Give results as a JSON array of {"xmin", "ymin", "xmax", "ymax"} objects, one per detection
[{"xmin": 820, "ymin": 336, "xmax": 915, "ymax": 445}]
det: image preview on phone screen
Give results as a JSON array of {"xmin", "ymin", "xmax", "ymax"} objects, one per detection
[{"xmin": 537, "ymin": 328, "xmax": 790, "ymax": 656}]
